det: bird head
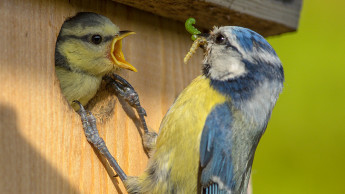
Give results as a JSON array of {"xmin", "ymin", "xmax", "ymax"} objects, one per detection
[
  {"xmin": 203, "ymin": 26, "xmax": 284, "ymax": 84},
  {"xmin": 55, "ymin": 12, "xmax": 137, "ymax": 76}
]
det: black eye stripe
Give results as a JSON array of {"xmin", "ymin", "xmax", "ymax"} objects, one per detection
[
  {"xmin": 103, "ymin": 36, "xmax": 114, "ymax": 42},
  {"xmin": 57, "ymin": 35, "xmax": 88, "ymax": 42},
  {"xmin": 58, "ymin": 34, "xmax": 114, "ymax": 43},
  {"xmin": 91, "ymin": 35, "xmax": 113, "ymax": 42}
]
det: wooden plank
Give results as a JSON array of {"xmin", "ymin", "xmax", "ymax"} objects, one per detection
[
  {"xmin": 112, "ymin": 0, "xmax": 302, "ymax": 36},
  {"xmin": 0, "ymin": 0, "xmax": 203, "ymax": 193}
]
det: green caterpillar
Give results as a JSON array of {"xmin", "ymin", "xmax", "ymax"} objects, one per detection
[{"xmin": 185, "ymin": 18, "xmax": 201, "ymax": 41}]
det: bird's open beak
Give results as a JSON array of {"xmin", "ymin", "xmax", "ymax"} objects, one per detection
[{"xmin": 110, "ymin": 31, "xmax": 137, "ymax": 72}]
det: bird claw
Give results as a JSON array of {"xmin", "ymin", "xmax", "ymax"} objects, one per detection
[
  {"xmin": 73, "ymin": 100, "xmax": 99, "ymax": 144},
  {"xmin": 73, "ymin": 100, "xmax": 127, "ymax": 181},
  {"xmin": 142, "ymin": 131, "xmax": 158, "ymax": 156},
  {"xmin": 105, "ymin": 74, "xmax": 149, "ymax": 133}
]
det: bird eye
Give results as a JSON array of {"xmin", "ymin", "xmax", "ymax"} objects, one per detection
[
  {"xmin": 214, "ymin": 34, "xmax": 226, "ymax": 45},
  {"xmin": 91, "ymin": 35, "xmax": 102, "ymax": 44}
]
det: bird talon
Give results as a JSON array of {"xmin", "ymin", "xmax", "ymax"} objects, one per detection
[
  {"xmin": 105, "ymin": 74, "xmax": 149, "ymax": 134},
  {"xmin": 112, "ymin": 73, "xmax": 135, "ymax": 90}
]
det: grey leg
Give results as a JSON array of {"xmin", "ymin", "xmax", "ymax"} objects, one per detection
[
  {"xmin": 105, "ymin": 74, "xmax": 148, "ymax": 133},
  {"xmin": 74, "ymin": 101, "xmax": 127, "ymax": 181},
  {"xmin": 105, "ymin": 74, "xmax": 157, "ymax": 153}
]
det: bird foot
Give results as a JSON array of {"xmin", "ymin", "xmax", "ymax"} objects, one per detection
[
  {"xmin": 142, "ymin": 131, "xmax": 158, "ymax": 156},
  {"xmin": 105, "ymin": 74, "xmax": 149, "ymax": 134},
  {"xmin": 74, "ymin": 100, "xmax": 127, "ymax": 181},
  {"xmin": 105, "ymin": 74, "xmax": 159, "ymax": 154}
]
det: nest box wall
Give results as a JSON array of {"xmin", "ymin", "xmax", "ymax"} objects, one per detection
[{"xmin": 0, "ymin": 0, "xmax": 301, "ymax": 193}]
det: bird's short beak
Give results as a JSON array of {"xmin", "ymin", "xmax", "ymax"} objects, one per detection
[
  {"xmin": 199, "ymin": 33, "xmax": 210, "ymax": 38},
  {"xmin": 110, "ymin": 31, "xmax": 137, "ymax": 72}
]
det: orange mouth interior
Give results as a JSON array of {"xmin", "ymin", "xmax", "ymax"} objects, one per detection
[{"xmin": 110, "ymin": 31, "xmax": 137, "ymax": 72}]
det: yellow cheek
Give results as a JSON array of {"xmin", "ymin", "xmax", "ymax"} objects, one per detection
[
  {"xmin": 56, "ymin": 67, "xmax": 102, "ymax": 109},
  {"xmin": 59, "ymin": 40, "xmax": 114, "ymax": 76}
]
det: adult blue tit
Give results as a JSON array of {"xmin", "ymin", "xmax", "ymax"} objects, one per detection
[
  {"xmin": 76, "ymin": 25, "xmax": 284, "ymax": 194},
  {"xmin": 124, "ymin": 26, "xmax": 284, "ymax": 194},
  {"xmin": 55, "ymin": 12, "xmax": 136, "ymax": 110}
]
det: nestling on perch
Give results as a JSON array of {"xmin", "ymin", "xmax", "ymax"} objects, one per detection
[{"xmin": 75, "ymin": 17, "xmax": 284, "ymax": 193}]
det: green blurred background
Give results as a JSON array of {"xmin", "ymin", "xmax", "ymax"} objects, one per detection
[{"xmin": 252, "ymin": 0, "xmax": 345, "ymax": 193}]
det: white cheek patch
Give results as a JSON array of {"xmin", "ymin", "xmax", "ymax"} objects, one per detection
[{"xmin": 207, "ymin": 47, "xmax": 247, "ymax": 81}]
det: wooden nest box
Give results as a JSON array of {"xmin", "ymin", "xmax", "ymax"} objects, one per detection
[{"xmin": 0, "ymin": 0, "xmax": 301, "ymax": 193}]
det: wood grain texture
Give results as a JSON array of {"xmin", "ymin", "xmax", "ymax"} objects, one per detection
[
  {"xmin": 0, "ymin": 0, "xmax": 202, "ymax": 193},
  {"xmin": 112, "ymin": 0, "xmax": 302, "ymax": 36}
]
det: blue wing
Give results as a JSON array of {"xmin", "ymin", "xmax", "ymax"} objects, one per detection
[{"xmin": 200, "ymin": 102, "xmax": 234, "ymax": 193}]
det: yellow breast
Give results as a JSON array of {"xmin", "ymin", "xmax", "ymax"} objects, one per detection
[
  {"xmin": 56, "ymin": 67, "xmax": 102, "ymax": 110},
  {"xmin": 150, "ymin": 75, "xmax": 227, "ymax": 192}
]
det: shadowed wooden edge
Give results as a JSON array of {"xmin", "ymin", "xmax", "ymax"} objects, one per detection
[{"xmin": 112, "ymin": 0, "xmax": 303, "ymax": 37}]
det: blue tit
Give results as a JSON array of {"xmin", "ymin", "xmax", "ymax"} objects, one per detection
[
  {"xmin": 55, "ymin": 12, "xmax": 136, "ymax": 111},
  {"xmin": 123, "ymin": 26, "xmax": 284, "ymax": 194},
  {"xmin": 76, "ymin": 25, "xmax": 284, "ymax": 194}
]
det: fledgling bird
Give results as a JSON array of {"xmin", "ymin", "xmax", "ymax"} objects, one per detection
[
  {"xmin": 77, "ymin": 26, "xmax": 284, "ymax": 194},
  {"xmin": 55, "ymin": 12, "xmax": 136, "ymax": 110}
]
